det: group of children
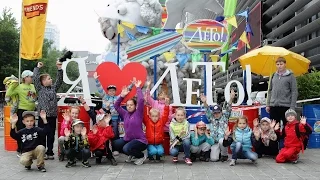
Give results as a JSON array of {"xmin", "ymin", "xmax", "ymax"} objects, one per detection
[{"xmin": 9, "ymin": 70, "xmax": 313, "ymax": 172}]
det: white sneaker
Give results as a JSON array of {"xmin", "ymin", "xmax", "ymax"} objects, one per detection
[
  {"xmin": 17, "ymin": 153, "xmax": 21, "ymax": 158},
  {"xmin": 134, "ymin": 154, "xmax": 147, "ymax": 165},
  {"xmin": 113, "ymin": 151, "xmax": 119, "ymax": 156},
  {"xmin": 125, "ymin": 155, "xmax": 135, "ymax": 162},
  {"xmin": 229, "ymin": 159, "xmax": 236, "ymax": 166}
]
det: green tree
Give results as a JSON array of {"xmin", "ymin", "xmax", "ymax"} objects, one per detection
[{"xmin": 0, "ymin": 8, "xmax": 19, "ymax": 90}]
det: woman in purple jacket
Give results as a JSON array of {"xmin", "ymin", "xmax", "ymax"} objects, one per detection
[{"xmin": 113, "ymin": 78, "xmax": 147, "ymax": 165}]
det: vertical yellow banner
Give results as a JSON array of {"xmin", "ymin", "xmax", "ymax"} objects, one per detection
[{"xmin": 21, "ymin": 0, "xmax": 48, "ymax": 60}]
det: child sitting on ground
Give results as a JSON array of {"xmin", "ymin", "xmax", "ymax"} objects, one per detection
[
  {"xmin": 58, "ymin": 106, "xmax": 80, "ymax": 161},
  {"xmin": 275, "ymin": 109, "xmax": 312, "ymax": 164},
  {"xmin": 64, "ymin": 120, "xmax": 91, "ymax": 168},
  {"xmin": 253, "ymin": 117, "xmax": 280, "ymax": 158},
  {"xmin": 223, "ymin": 116, "xmax": 258, "ymax": 166},
  {"xmin": 88, "ymin": 113, "xmax": 117, "ymax": 165},
  {"xmin": 143, "ymin": 98, "xmax": 170, "ymax": 162},
  {"xmin": 190, "ymin": 121, "xmax": 214, "ymax": 162},
  {"xmin": 200, "ymin": 89, "xmax": 235, "ymax": 162},
  {"xmin": 169, "ymin": 107, "xmax": 192, "ymax": 165},
  {"xmin": 10, "ymin": 110, "xmax": 48, "ymax": 172}
]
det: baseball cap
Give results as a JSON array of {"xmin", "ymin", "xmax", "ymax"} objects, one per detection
[
  {"xmin": 21, "ymin": 70, "xmax": 33, "ymax": 78},
  {"xmin": 107, "ymin": 85, "xmax": 116, "ymax": 90},
  {"xmin": 72, "ymin": 119, "xmax": 84, "ymax": 127},
  {"xmin": 260, "ymin": 117, "xmax": 271, "ymax": 124},
  {"xmin": 212, "ymin": 105, "xmax": 222, "ymax": 113},
  {"xmin": 96, "ymin": 114, "xmax": 105, "ymax": 122},
  {"xmin": 22, "ymin": 111, "xmax": 36, "ymax": 118}
]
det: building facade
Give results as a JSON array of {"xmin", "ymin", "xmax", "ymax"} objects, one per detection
[{"xmin": 44, "ymin": 21, "xmax": 60, "ymax": 50}]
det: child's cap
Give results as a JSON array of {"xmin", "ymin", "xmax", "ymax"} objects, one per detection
[
  {"xmin": 72, "ymin": 119, "xmax": 84, "ymax": 127},
  {"xmin": 260, "ymin": 117, "xmax": 271, "ymax": 124},
  {"xmin": 21, "ymin": 70, "xmax": 33, "ymax": 78},
  {"xmin": 285, "ymin": 109, "xmax": 297, "ymax": 118},
  {"xmin": 212, "ymin": 105, "xmax": 222, "ymax": 113},
  {"xmin": 22, "ymin": 111, "xmax": 36, "ymax": 118},
  {"xmin": 96, "ymin": 114, "xmax": 105, "ymax": 122},
  {"xmin": 107, "ymin": 85, "xmax": 116, "ymax": 90}
]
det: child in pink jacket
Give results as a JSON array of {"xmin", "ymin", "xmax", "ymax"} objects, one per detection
[
  {"xmin": 58, "ymin": 106, "xmax": 80, "ymax": 161},
  {"xmin": 145, "ymin": 80, "xmax": 174, "ymax": 132}
]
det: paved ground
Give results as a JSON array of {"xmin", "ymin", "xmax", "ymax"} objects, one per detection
[{"xmin": 0, "ymin": 135, "xmax": 320, "ymax": 180}]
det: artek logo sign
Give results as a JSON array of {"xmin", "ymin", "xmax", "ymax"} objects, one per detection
[{"xmin": 24, "ymin": 3, "xmax": 47, "ymax": 19}]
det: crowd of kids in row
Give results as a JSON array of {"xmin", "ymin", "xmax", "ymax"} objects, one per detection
[{"xmin": 8, "ymin": 62, "xmax": 312, "ymax": 172}]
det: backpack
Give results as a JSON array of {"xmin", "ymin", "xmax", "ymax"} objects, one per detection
[{"xmin": 294, "ymin": 123, "xmax": 312, "ymax": 150}]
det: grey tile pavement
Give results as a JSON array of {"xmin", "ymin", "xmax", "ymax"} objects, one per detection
[{"xmin": 0, "ymin": 135, "xmax": 319, "ymax": 180}]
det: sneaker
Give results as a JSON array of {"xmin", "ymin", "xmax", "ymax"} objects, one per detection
[
  {"xmin": 59, "ymin": 154, "xmax": 65, "ymax": 161},
  {"xmin": 258, "ymin": 154, "xmax": 262, "ymax": 158},
  {"xmin": 172, "ymin": 157, "xmax": 178, "ymax": 163},
  {"xmin": 149, "ymin": 156, "xmax": 155, "ymax": 162},
  {"xmin": 134, "ymin": 154, "xmax": 147, "ymax": 165},
  {"xmin": 38, "ymin": 166, "xmax": 46, "ymax": 172},
  {"xmin": 220, "ymin": 155, "xmax": 228, "ymax": 162},
  {"xmin": 229, "ymin": 159, "xmax": 236, "ymax": 166},
  {"xmin": 96, "ymin": 157, "xmax": 102, "ymax": 164},
  {"xmin": 44, "ymin": 155, "xmax": 54, "ymax": 160},
  {"xmin": 65, "ymin": 161, "xmax": 76, "ymax": 168},
  {"xmin": 190, "ymin": 153, "xmax": 197, "ymax": 162},
  {"xmin": 17, "ymin": 153, "xmax": 21, "ymax": 158},
  {"xmin": 292, "ymin": 155, "xmax": 299, "ymax": 164},
  {"xmin": 109, "ymin": 158, "xmax": 117, "ymax": 166},
  {"xmin": 155, "ymin": 155, "xmax": 161, "ymax": 162},
  {"xmin": 125, "ymin": 155, "xmax": 135, "ymax": 162},
  {"xmin": 113, "ymin": 151, "xmax": 119, "ymax": 156},
  {"xmin": 82, "ymin": 161, "xmax": 91, "ymax": 168},
  {"xmin": 184, "ymin": 158, "xmax": 192, "ymax": 165},
  {"xmin": 251, "ymin": 160, "xmax": 257, "ymax": 164},
  {"xmin": 25, "ymin": 166, "xmax": 31, "ymax": 170}
]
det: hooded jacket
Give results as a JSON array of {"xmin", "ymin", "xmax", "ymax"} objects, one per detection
[
  {"xmin": 144, "ymin": 105, "xmax": 169, "ymax": 145},
  {"xmin": 266, "ymin": 70, "xmax": 298, "ymax": 109},
  {"xmin": 87, "ymin": 125, "xmax": 114, "ymax": 151},
  {"xmin": 283, "ymin": 120, "xmax": 310, "ymax": 149},
  {"xmin": 169, "ymin": 119, "xmax": 190, "ymax": 145},
  {"xmin": 231, "ymin": 126, "xmax": 253, "ymax": 151}
]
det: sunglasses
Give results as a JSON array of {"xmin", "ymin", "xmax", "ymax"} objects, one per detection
[{"xmin": 198, "ymin": 127, "xmax": 207, "ymax": 131}]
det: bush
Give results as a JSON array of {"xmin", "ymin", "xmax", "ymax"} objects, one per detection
[{"xmin": 297, "ymin": 68, "xmax": 320, "ymax": 101}]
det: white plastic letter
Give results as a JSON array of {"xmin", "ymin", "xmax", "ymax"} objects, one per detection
[
  {"xmin": 245, "ymin": 65, "xmax": 253, "ymax": 105},
  {"xmin": 183, "ymin": 78, "xmax": 201, "ymax": 106},
  {"xmin": 224, "ymin": 80, "xmax": 245, "ymax": 106}
]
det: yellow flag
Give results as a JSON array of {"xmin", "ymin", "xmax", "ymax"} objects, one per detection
[
  {"xmin": 21, "ymin": 0, "xmax": 48, "ymax": 60},
  {"xmin": 163, "ymin": 52, "xmax": 175, "ymax": 61},
  {"xmin": 122, "ymin": 21, "xmax": 135, "ymax": 29},
  {"xmin": 225, "ymin": 16, "xmax": 237, "ymax": 28},
  {"xmin": 210, "ymin": 55, "xmax": 219, "ymax": 68},
  {"xmin": 239, "ymin": 31, "xmax": 251, "ymax": 49},
  {"xmin": 117, "ymin": 24, "xmax": 125, "ymax": 37}
]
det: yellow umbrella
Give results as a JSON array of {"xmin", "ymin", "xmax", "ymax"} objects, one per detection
[{"xmin": 238, "ymin": 46, "xmax": 311, "ymax": 77}]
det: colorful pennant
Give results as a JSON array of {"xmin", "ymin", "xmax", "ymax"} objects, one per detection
[
  {"xmin": 163, "ymin": 52, "xmax": 175, "ymax": 62},
  {"xmin": 237, "ymin": 9, "xmax": 249, "ymax": 18},
  {"xmin": 191, "ymin": 52, "xmax": 202, "ymax": 62},
  {"xmin": 136, "ymin": 25, "xmax": 149, "ymax": 34},
  {"xmin": 122, "ymin": 21, "xmax": 135, "ymax": 29},
  {"xmin": 125, "ymin": 30, "xmax": 136, "ymax": 40},
  {"xmin": 151, "ymin": 27, "xmax": 162, "ymax": 36},
  {"xmin": 176, "ymin": 54, "xmax": 190, "ymax": 68},
  {"xmin": 210, "ymin": 55, "xmax": 219, "ymax": 68},
  {"xmin": 225, "ymin": 16, "xmax": 238, "ymax": 28},
  {"xmin": 239, "ymin": 31, "xmax": 250, "ymax": 49},
  {"xmin": 117, "ymin": 24, "xmax": 125, "ymax": 37},
  {"xmin": 245, "ymin": 23, "xmax": 253, "ymax": 36}
]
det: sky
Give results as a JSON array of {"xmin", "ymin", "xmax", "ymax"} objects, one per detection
[{"xmin": 0, "ymin": 0, "xmax": 110, "ymax": 54}]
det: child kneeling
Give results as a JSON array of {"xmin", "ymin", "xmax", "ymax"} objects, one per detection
[
  {"xmin": 169, "ymin": 107, "xmax": 192, "ymax": 165},
  {"xmin": 253, "ymin": 117, "xmax": 279, "ymax": 158},
  {"xmin": 223, "ymin": 116, "xmax": 258, "ymax": 166},
  {"xmin": 144, "ymin": 98, "xmax": 170, "ymax": 162},
  {"xmin": 276, "ymin": 109, "xmax": 312, "ymax": 163},
  {"xmin": 10, "ymin": 111, "xmax": 48, "ymax": 172},
  {"xmin": 64, "ymin": 120, "xmax": 91, "ymax": 168},
  {"xmin": 190, "ymin": 121, "xmax": 214, "ymax": 162},
  {"xmin": 88, "ymin": 113, "xmax": 117, "ymax": 165}
]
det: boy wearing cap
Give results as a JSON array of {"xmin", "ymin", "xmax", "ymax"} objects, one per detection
[
  {"xmin": 88, "ymin": 113, "xmax": 117, "ymax": 165},
  {"xmin": 200, "ymin": 89, "xmax": 235, "ymax": 162},
  {"xmin": 10, "ymin": 110, "xmax": 48, "ymax": 172},
  {"xmin": 275, "ymin": 109, "xmax": 312, "ymax": 163},
  {"xmin": 64, "ymin": 120, "xmax": 91, "ymax": 168},
  {"xmin": 6, "ymin": 70, "xmax": 37, "ymax": 157},
  {"xmin": 252, "ymin": 117, "xmax": 280, "ymax": 158}
]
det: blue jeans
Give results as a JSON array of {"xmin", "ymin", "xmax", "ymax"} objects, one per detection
[
  {"xmin": 169, "ymin": 139, "xmax": 191, "ymax": 158},
  {"xmin": 111, "ymin": 120, "xmax": 119, "ymax": 140},
  {"xmin": 113, "ymin": 138, "xmax": 147, "ymax": 158},
  {"xmin": 147, "ymin": 144, "xmax": 164, "ymax": 157},
  {"xmin": 231, "ymin": 142, "xmax": 258, "ymax": 161}
]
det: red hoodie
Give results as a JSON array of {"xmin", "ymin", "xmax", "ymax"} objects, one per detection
[
  {"xmin": 88, "ymin": 126, "xmax": 114, "ymax": 151},
  {"xmin": 284, "ymin": 120, "xmax": 311, "ymax": 149}
]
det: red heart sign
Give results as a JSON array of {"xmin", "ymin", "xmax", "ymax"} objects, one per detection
[{"xmin": 96, "ymin": 62, "xmax": 147, "ymax": 103}]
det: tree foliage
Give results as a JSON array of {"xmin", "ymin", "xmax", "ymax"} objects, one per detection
[
  {"xmin": 297, "ymin": 68, "xmax": 320, "ymax": 101},
  {"xmin": 0, "ymin": 8, "xmax": 79, "ymax": 93}
]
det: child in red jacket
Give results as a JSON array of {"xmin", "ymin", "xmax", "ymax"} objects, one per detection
[
  {"xmin": 276, "ymin": 109, "xmax": 312, "ymax": 163},
  {"xmin": 143, "ymin": 98, "xmax": 170, "ymax": 162},
  {"xmin": 88, "ymin": 113, "xmax": 117, "ymax": 165}
]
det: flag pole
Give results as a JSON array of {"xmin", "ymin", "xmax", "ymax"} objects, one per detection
[{"xmin": 18, "ymin": 2, "xmax": 23, "ymax": 84}]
